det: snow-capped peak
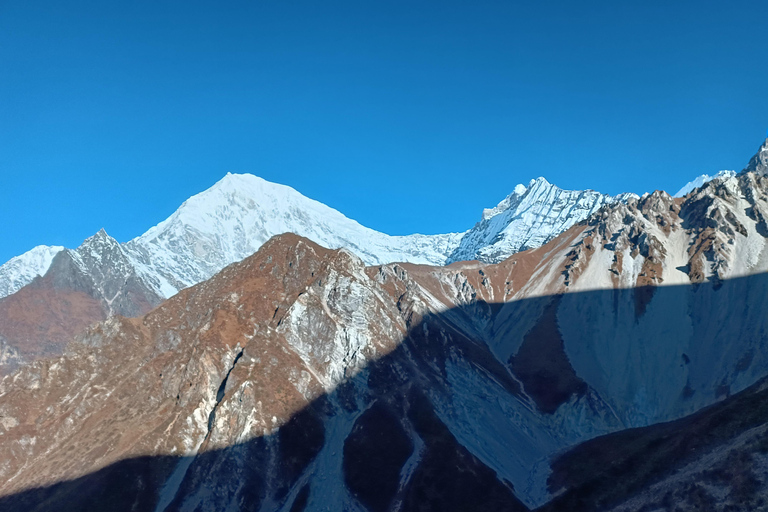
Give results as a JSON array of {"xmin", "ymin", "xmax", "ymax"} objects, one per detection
[
  {"xmin": 482, "ymin": 177, "xmax": 550, "ymax": 221},
  {"xmin": 449, "ymin": 177, "xmax": 626, "ymax": 264},
  {"xmin": 123, "ymin": 172, "xmax": 465, "ymax": 297}
]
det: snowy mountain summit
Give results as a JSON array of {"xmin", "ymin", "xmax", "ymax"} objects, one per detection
[
  {"xmin": 123, "ymin": 173, "xmax": 464, "ymax": 297},
  {"xmin": 674, "ymin": 170, "xmax": 736, "ymax": 198}
]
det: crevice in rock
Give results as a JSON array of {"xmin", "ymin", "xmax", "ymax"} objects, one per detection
[{"xmin": 204, "ymin": 348, "xmax": 245, "ymax": 440}]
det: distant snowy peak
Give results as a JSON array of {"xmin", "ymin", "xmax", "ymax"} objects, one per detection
[
  {"xmin": 448, "ymin": 177, "xmax": 635, "ymax": 264},
  {"xmin": 0, "ymin": 245, "xmax": 64, "ymax": 298},
  {"xmin": 125, "ymin": 173, "xmax": 464, "ymax": 298},
  {"xmin": 674, "ymin": 170, "xmax": 736, "ymax": 198},
  {"xmin": 672, "ymin": 138, "xmax": 768, "ymax": 198}
]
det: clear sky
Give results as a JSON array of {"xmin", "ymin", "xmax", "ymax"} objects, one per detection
[{"xmin": 1, "ymin": 0, "xmax": 767, "ymax": 263}]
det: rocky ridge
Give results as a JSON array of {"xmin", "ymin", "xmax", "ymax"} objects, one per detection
[
  {"xmin": 2, "ymin": 173, "xmax": 648, "ymax": 304},
  {"xmin": 0, "ymin": 173, "xmax": 642, "ymax": 367},
  {"xmin": 447, "ymin": 177, "xmax": 637, "ymax": 264}
]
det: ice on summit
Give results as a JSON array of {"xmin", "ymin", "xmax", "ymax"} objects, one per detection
[{"xmin": 122, "ymin": 173, "xmax": 466, "ymax": 297}]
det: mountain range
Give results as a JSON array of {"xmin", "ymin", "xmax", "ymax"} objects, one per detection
[
  {"xmin": 0, "ymin": 170, "xmax": 644, "ymax": 367},
  {"xmin": 1, "ymin": 137, "xmax": 767, "ymax": 511}
]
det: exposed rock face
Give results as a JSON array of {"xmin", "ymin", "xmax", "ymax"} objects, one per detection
[
  {"xmin": 675, "ymin": 169, "xmax": 736, "ymax": 198},
  {"xmin": 0, "ymin": 234, "xmax": 532, "ymax": 511},
  {"xmin": 744, "ymin": 137, "xmax": 768, "ymax": 175},
  {"xmin": 0, "ymin": 174, "xmax": 646, "ymax": 368},
  {"xmin": 3, "ymin": 160, "xmax": 768, "ymax": 510},
  {"xmin": 543, "ymin": 376, "xmax": 768, "ymax": 511},
  {"xmin": 0, "ymin": 174, "xmax": 637, "ymax": 301}
]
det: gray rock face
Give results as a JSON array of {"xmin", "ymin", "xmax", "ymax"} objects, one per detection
[
  {"xmin": 55, "ymin": 229, "xmax": 164, "ymax": 317},
  {"xmin": 0, "ymin": 230, "xmax": 164, "ymax": 364},
  {"xmin": 4, "ymin": 141, "xmax": 768, "ymax": 511}
]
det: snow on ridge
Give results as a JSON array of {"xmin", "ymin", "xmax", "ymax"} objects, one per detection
[
  {"xmin": 674, "ymin": 170, "xmax": 736, "ymax": 198},
  {"xmin": 2, "ymin": 165, "xmax": 735, "ymax": 301},
  {"xmin": 0, "ymin": 172, "xmax": 642, "ymax": 300}
]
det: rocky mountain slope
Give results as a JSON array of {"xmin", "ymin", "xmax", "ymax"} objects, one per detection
[
  {"xmin": 675, "ymin": 169, "xmax": 736, "ymax": 197},
  {"xmin": 0, "ymin": 173, "xmax": 644, "ymax": 367},
  {"xmin": 542, "ymin": 374, "xmax": 768, "ymax": 511},
  {"xmin": 3, "ymin": 137, "xmax": 768, "ymax": 510}
]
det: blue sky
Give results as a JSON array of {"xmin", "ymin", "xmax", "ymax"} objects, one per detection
[{"xmin": 1, "ymin": 0, "xmax": 767, "ymax": 263}]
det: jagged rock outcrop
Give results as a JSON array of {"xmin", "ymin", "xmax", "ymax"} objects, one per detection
[
  {"xmin": 3, "ymin": 159, "xmax": 768, "ymax": 509},
  {"xmin": 744, "ymin": 137, "xmax": 768, "ymax": 175},
  {"xmin": 0, "ymin": 174, "xmax": 640, "ymax": 302}
]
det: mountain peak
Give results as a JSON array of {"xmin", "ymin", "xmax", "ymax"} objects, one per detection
[
  {"xmin": 81, "ymin": 228, "xmax": 119, "ymax": 249},
  {"xmin": 451, "ymin": 177, "xmax": 618, "ymax": 264},
  {"xmin": 0, "ymin": 245, "xmax": 65, "ymax": 298},
  {"xmin": 528, "ymin": 176, "xmax": 552, "ymax": 188},
  {"xmin": 743, "ymin": 137, "xmax": 768, "ymax": 175}
]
